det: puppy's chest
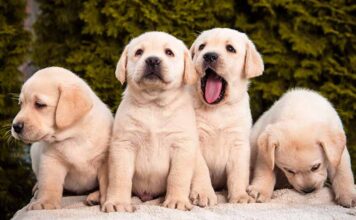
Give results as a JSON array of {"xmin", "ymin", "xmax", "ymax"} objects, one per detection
[
  {"xmin": 135, "ymin": 139, "xmax": 170, "ymax": 176},
  {"xmin": 196, "ymin": 111, "xmax": 239, "ymax": 173},
  {"xmin": 126, "ymin": 111, "xmax": 182, "ymax": 149},
  {"xmin": 127, "ymin": 112, "xmax": 174, "ymax": 192},
  {"xmin": 55, "ymin": 141, "xmax": 102, "ymax": 172},
  {"xmin": 131, "ymin": 123, "xmax": 174, "ymax": 171},
  {"xmin": 197, "ymin": 114, "xmax": 237, "ymax": 149}
]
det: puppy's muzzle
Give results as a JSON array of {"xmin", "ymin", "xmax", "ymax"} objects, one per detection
[
  {"xmin": 12, "ymin": 122, "xmax": 24, "ymax": 134},
  {"xmin": 200, "ymin": 52, "xmax": 227, "ymax": 105},
  {"xmin": 203, "ymin": 52, "xmax": 219, "ymax": 64},
  {"xmin": 143, "ymin": 56, "xmax": 163, "ymax": 81},
  {"xmin": 301, "ymin": 187, "xmax": 316, "ymax": 194}
]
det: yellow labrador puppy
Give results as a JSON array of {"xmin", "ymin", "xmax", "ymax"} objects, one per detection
[
  {"xmin": 248, "ymin": 88, "xmax": 356, "ymax": 207},
  {"xmin": 103, "ymin": 32, "xmax": 214, "ymax": 212},
  {"xmin": 12, "ymin": 67, "xmax": 113, "ymax": 210},
  {"xmin": 189, "ymin": 28, "xmax": 264, "ymax": 203}
]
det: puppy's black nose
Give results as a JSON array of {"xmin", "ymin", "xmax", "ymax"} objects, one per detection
[
  {"xmin": 13, "ymin": 122, "xmax": 24, "ymax": 134},
  {"xmin": 302, "ymin": 187, "xmax": 315, "ymax": 194},
  {"xmin": 145, "ymin": 56, "xmax": 161, "ymax": 67},
  {"xmin": 203, "ymin": 52, "xmax": 218, "ymax": 63}
]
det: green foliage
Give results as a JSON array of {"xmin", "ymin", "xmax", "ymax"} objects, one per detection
[
  {"xmin": 240, "ymin": 0, "xmax": 356, "ymax": 172},
  {"xmin": 33, "ymin": 0, "xmax": 355, "ymax": 171},
  {"xmin": 33, "ymin": 0, "xmax": 237, "ymax": 108},
  {"xmin": 0, "ymin": 0, "xmax": 34, "ymax": 219},
  {"xmin": 1, "ymin": 0, "xmax": 352, "ymax": 218}
]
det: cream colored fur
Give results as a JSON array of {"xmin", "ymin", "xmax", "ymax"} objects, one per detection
[
  {"xmin": 103, "ymin": 32, "xmax": 214, "ymax": 212},
  {"xmin": 189, "ymin": 28, "xmax": 264, "ymax": 203},
  {"xmin": 248, "ymin": 88, "xmax": 356, "ymax": 207},
  {"xmin": 12, "ymin": 67, "xmax": 113, "ymax": 210}
]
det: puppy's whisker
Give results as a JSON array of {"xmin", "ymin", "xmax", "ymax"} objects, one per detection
[
  {"xmin": 1, "ymin": 119, "xmax": 18, "ymax": 146},
  {"xmin": 0, "ymin": 127, "xmax": 12, "ymax": 134},
  {"xmin": 6, "ymin": 134, "xmax": 16, "ymax": 145},
  {"xmin": 6, "ymin": 136, "xmax": 13, "ymax": 145},
  {"xmin": 2, "ymin": 129, "xmax": 17, "ymax": 145},
  {"xmin": 193, "ymin": 31, "xmax": 201, "ymax": 36},
  {"xmin": 3, "ymin": 130, "xmax": 11, "ymax": 137},
  {"xmin": 9, "ymin": 93, "xmax": 20, "ymax": 101},
  {"xmin": 1, "ymin": 122, "xmax": 12, "ymax": 128},
  {"xmin": 1, "ymin": 124, "xmax": 13, "ymax": 134}
]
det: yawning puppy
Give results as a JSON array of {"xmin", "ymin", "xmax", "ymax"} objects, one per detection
[
  {"xmin": 103, "ymin": 32, "xmax": 212, "ymax": 212},
  {"xmin": 12, "ymin": 67, "xmax": 113, "ymax": 210},
  {"xmin": 248, "ymin": 88, "xmax": 356, "ymax": 207},
  {"xmin": 189, "ymin": 28, "xmax": 264, "ymax": 203}
]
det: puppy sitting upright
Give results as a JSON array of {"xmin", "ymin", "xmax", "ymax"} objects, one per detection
[
  {"xmin": 248, "ymin": 88, "xmax": 356, "ymax": 207},
  {"xmin": 12, "ymin": 67, "xmax": 113, "ymax": 210},
  {"xmin": 103, "ymin": 32, "xmax": 210, "ymax": 212},
  {"xmin": 189, "ymin": 28, "xmax": 264, "ymax": 203}
]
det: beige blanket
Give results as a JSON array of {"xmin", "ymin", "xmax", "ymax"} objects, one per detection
[{"xmin": 12, "ymin": 187, "xmax": 356, "ymax": 220}]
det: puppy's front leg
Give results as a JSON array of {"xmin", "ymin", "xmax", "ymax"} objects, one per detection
[
  {"xmin": 227, "ymin": 139, "xmax": 253, "ymax": 203},
  {"xmin": 190, "ymin": 149, "xmax": 217, "ymax": 207},
  {"xmin": 102, "ymin": 140, "xmax": 135, "ymax": 212},
  {"xmin": 27, "ymin": 155, "xmax": 67, "ymax": 210},
  {"xmin": 247, "ymin": 153, "xmax": 276, "ymax": 203},
  {"xmin": 98, "ymin": 161, "xmax": 108, "ymax": 206},
  {"xmin": 86, "ymin": 162, "xmax": 108, "ymax": 206},
  {"xmin": 163, "ymin": 141, "xmax": 195, "ymax": 211},
  {"xmin": 330, "ymin": 149, "xmax": 356, "ymax": 207}
]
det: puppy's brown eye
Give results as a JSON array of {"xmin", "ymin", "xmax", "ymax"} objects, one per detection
[
  {"xmin": 135, "ymin": 49, "xmax": 143, "ymax": 56},
  {"xmin": 35, "ymin": 102, "xmax": 47, "ymax": 109},
  {"xmin": 285, "ymin": 168, "xmax": 295, "ymax": 175},
  {"xmin": 198, "ymin": 44, "xmax": 205, "ymax": 51},
  {"xmin": 165, "ymin": 49, "xmax": 174, "ymax": 57},
  {"xmin": 226, "ymin": 44, "xmax": 236, "ymax": 53},
  {"xmin": 311, "ymin": 163, "xmax": 321, "ymax": 172}
]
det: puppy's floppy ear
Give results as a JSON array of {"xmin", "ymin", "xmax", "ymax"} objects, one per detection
[
  {"xmin": 115, "ymin": 46, "xmax": 128, "ymax": 85},
  {"xmin": 189, "ymin": 41, "xmax": 196, "ymax": 59},
  {"xmin": 318, "ymin": 124, "xmax": 346, "ymax": 169},
  {"xmin": 55, "ymin": 84, "xmax": 93, "ymax": 129},
  {"xmin": 257, "ymin": 124, "xmax": 280, "ymax": 170},
  {"xmin": 243, "ymin": 37, "xmax": 264, "ymax": 79},
  {"xmin": 183, "ymin": 48, "xmax": 198, "ymax": 85}
]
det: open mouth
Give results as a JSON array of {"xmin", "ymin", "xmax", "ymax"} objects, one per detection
[{"xmin": 201, "ymin": 68, "xmax": 227, "ymax": 104}]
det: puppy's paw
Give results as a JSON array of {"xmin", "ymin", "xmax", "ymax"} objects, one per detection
[
  {"xmin": 247, "ymin": 185, "xmax": 271, "ymax": 203},
  {"xmin": 189, "ymin": 188, "xmax": 217, "ymax": 207},
  {"xmin": 101, "ymin": 201, "xmax": 135, "ymax": 213},
  {"xmin": 335, "ymin": 192, "xmax": 356, "ymax": 208},
  {"xmin": 162, "ymin": 197, "xmax": 193, "ymax": 211},
  {"xmin": 27, "ymin": 199, "xmax": 61, "ymax": 210},
  {"xmin": 228, "ymin": 191, "xmax": 254, "ymax": 203},
  {"xmin": 86, "ymin": 191, "xmax": 100, "ymax": 206}
]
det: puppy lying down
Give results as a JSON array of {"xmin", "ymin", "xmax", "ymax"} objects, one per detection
[
  {"xmin": 248, "ymin": 88, "xmax": 356, "ymax": 207},
  {"xmin": 103, "ymin": 32, "xmax": 215, "ymax": 212},
  {"xmin": 12, "ymin": 67, "xmax": 113, "ymax": 210}
]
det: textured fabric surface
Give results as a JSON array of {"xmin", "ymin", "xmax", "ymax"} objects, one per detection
[{"xmin": 12, "ymin": 187, "xmax": 356, "ymax": 220}]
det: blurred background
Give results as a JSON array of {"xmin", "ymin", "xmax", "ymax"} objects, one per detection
[{"xmin": 0, "ymin": 0, "xmax": 355, "ymax": 219}]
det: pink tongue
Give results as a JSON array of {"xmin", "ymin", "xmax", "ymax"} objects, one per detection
[{"xmin": 204, "ymin": 75, "xmax": 222, "ymax": 104}]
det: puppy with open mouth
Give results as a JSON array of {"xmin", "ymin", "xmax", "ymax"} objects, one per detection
[
  {"xmin": 103, "ymin": 32, "xmax": 215, "ymax": 212},
  {"xmin": 12, "ymin": 67, "xmax": 113, "ymax": 210},
  {"xmin": 189, "ymin": 28, "xmax": 264, "ymax": 203}
]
